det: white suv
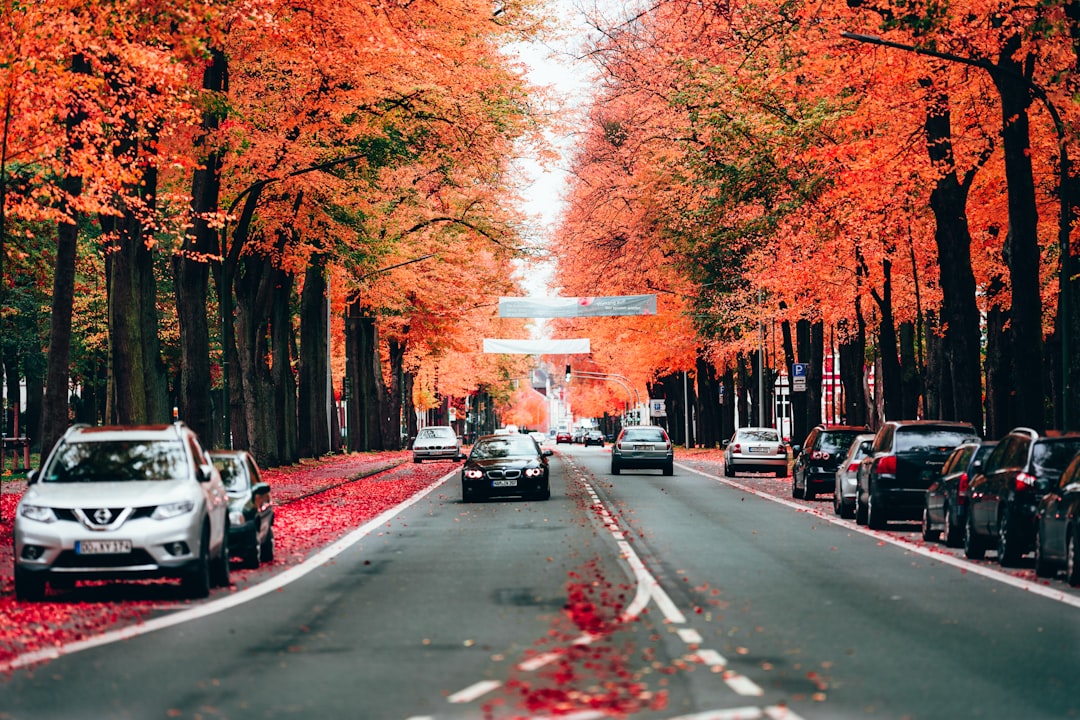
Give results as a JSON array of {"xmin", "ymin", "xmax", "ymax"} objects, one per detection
[{"xmin": 14, "ymin": 423, "xmax": 231, "ymax": 600}]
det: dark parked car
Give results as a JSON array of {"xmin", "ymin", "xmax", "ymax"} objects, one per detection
[
  {"xmin": 855, "ymin": 420, "xmax": 979, "ymax": 530},
  {"xmin": 461, "ymin": 433, "xmax": 552, "ymax": 502},
  {"xmin": 210, "ymin": 450, "xmax": 275, "ymax": 568},
  {"xmin": 1034, "ymin": 450, "xmax": 1080, "ymax": 585},
  {"xmin": 964, "ymin": 428, "xmax": 1080, "ymax": 565},
  {"xmin": 611, "ymin": 425, "xmax": 674, "ymax": 476},
  {"xmin": 792, "ymin": 425, "xmax": 870, "ymax": 501},
  {"xmin": 584, "ymin": 430, "xmax": 605, "ymax": 447},
  {"xmin": 922, "ymin": 441, "xmax": 997, "ymax": 547}
]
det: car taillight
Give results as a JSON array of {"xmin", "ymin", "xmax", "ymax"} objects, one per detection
[
  {"xmin": 732, "ymin": 443, "xmax": 742, "ymax": 453},
  {"xmin": 777, "ymin": 445, "xmax": 788, "ymax": 455},
  {"xmin": 957, "ymin": 472, "xmax": 969, "ymax": 505},
  {"xmin": 847, "ymin": 462, "xmax": 860, "ymax": 473},
  {"xmin": 876, "ymin": 455, "xmax": 897, "ymax": 475},
  {"xmin": 1014, "ymin": 472, "xmax": 1037, "ymax": 491},
  {"xmin": 811, "ymin": 450, "xmax": 830, "ymax": 460}
]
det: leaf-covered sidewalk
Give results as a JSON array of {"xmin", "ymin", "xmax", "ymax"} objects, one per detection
[{"xmin": 0, "ymin": 451, "xmax": 458, "ymax": 670}]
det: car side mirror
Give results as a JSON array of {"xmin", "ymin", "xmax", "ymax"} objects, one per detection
[
  {"xmin": 457, "ymin": 453, "xmax": 467, "ymax": 461},
  {"xmin": 27, "ymin": 468, "xmax": 39, "ymax": 485},
  {"xmin": 859, "ymin": 440, "xmax": 873, "ymax": 453},
  {"xmin": 198, "ymin": 463, "xmax": 215, "ymax": 483},
  {"xmin": 721, "ymin": 440, "xmax": 730, "ymax": 448},
  {"xmin": 543, "ymin": 449, "xmax": 554, "ymax": 457},
  {"xmin": 791, "ymin": 444, "xmax": 802, "ymax": 457}
]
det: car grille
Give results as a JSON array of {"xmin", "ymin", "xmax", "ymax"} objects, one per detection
[
  {"xmin": 54, "ymin": 506, "xmax": 156, "ymax": 528},
  {"xmin": 53, "ymin": 549, "xmax": 157, "ymax": 568},
  {"xmin": 485, "ymin": 469, "xmax": 521, "ymax": 480}
]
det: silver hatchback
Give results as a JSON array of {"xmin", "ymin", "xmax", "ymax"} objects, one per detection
[
  {"xmin": 13, "ymin": 423, "xmax": 231, "ymax": 600},
  {"xmin": 611, "ymin": 426, "xmax": 674, "ymax": 476}
]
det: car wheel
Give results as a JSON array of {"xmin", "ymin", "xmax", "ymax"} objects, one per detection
[
  {"xmin": 867, "ymin": 487, "xmax": 886, "ymax": 530},
  {"xmin": 241, "ymin": 532, "xmax": 261, "ymax": 569},
  {"xmin": 997, "ymin": 510, "xmax": 1022, "ymax": 567},
  {"xmin": 921, "ymin": 506, "xmax": 940, "ymax": 542},
  {"xmin": 855, "ymin": 491, "xmax": 868, "ymax": 526},
  {"xmin": 611, "ymin": 460, "xmax": 621, "ymax": 476},
  {"xmin": 943, "ymin": 504, "xmax": 962, "ymax": 548},
  {"xmin": 261, "ymin": 529, "xmax": 275, "ymax": 563},
  {"xmin": 725, "ymin": 461, "xmax": 734, "ymax": 478},
  {"xmin": 804, "ymin": 485, "xmax": 815, "ymax": 502},
  {"xmin": 1067, "ymin": 531, "xmax": 1080, "ymax": 587},
  {"xmin": 775, "ymin": 466, "xmax": 788, "ymax": 478},
  {"xmin": 182, "ymin": 528, "xmax": 212, "ymax": 598},
  {"xmin": 211, "ymin": 525, "xmax": 231, "ymax": 587},
  {"xmin": 1034, "ymin": 523, "xmax": 1055, "ymax": 579},
  {"xmin": 14, "ymin": 567, "xmax": 47, "ymax": 602},
  {"xmin": 833, "ymin": 490, "xmax": 842, "ymax": 516},
  {"xmin": 792, "ymin": 474, "xmax": 804, "ymax": 499},
  {"xmin": 840, "ymin": 499, "xmax": 855, "ymax": 520},
  {"xmin": 663, "ymin": 460, "xmax": 674, "ymax": 476},
  {"xmin": 964, "ymin": 514, "xmax": 986, "ymax": 560}
]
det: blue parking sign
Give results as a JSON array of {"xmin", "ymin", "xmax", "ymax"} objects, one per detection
[{"xmin": 792, "ymin": 363, "xmax": 807, "ymax": 377}]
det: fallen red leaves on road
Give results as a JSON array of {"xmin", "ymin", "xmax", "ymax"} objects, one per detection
[{"xmin": 0, "ymin": 451, "xmax": 450, "ymax": 669}]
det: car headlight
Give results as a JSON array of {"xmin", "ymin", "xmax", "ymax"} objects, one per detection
[
  {"xmin": 524, "ymin": 468, "xmax": 544, "ymax": 477},
  {"xmin": 19, "ymin": 504, "xmax": 56, "ymax": 523},
  {"xmin": 152, "ymin": 500, "xmax": 195, "ymax": 520},
  {"xmin": 464, "ymin": 469, "xmax": 484, "ymax": 479}
]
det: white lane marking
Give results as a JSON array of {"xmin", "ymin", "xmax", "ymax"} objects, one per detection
[
  {"xmin": 723, "ymin": 670, "xmax": 764, "ymax": 696},
  {"xmin": 669, "ymin": 706, "xmax": 806, "ymax": 720},
  {"xmin": 694, "ymin": 648, "xmax": 727, "ymax": 667},
  {"xmin": 680, "ymin": 463, "xmax": 1080, "ymax": 610},
  {"xmin": 527, "ymin": 712, "xmax": 607, "ymax": 720},
  {"xmin": 447, "ymin": 679, "xmax": 501, "ymax": 704},
  {"xmin": 0, "ymin": 468, "xmax": 458, "ymax": 674},
  {"xmin": 764, "ymin": 706, "xmax": 807, "ymax": 719},
  {"xmin": 678, "ymin": 628, "xmax": 704, "ymax": 645}
]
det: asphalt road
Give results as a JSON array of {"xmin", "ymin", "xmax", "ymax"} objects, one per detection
[{"xmin": 2, "ymin": 444, "xmax": 1078, "ymax": 719}]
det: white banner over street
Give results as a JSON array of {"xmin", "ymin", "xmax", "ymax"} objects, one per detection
[
  {"xmin": 483, "ymin": 338, "xmax": 591, "ymax": 354},
  {"xmin": 498, "ymin": 295, "xmax": 657, "ymax": 318}
]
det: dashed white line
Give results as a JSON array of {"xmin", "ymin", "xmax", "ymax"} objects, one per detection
[
  {"xmin": 678, "ymin": 628, "xmax": 704, "ymax": 645},
  {"xmin": 447, "ymin": 679, "xmax": 501, "ymax": 704},
  {"xmin": 694, "ymin": 648, "xmax": 727, "ymax": 667},
  {"xmin": 723, "ymin": 670, "xmax": 764, "ymax": 696},
  {"xmin": 669, "ymin": 706, "xmax": 805, "ymax": 720}
]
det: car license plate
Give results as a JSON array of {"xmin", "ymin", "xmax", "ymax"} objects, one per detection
[
  {"xmin": 76, "ymin": 540, "xmax": 132, "ymax": 555},
  {"xmin": 634, "ymin": 444, "xmax": 653, "ymax": 450},
  {"xmin": 492, "ymin": 480, "xmax": 517, "ymax": 487},
  {"xmin": 749, "ymin": 446, "xmax": 769, "ymax": 453}
]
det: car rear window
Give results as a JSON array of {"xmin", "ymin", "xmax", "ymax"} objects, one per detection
[
  {"xmin": 738, "ymin": 429, "xmax": 779, "ymax": 443},
  {"xmin": 417, "ymin": 427, "xmax": 455, "ymax": 440},
  {"xmin": 894, "ymin": 428, "xmax": 977, "ymax": 452},
  {"xmin": 818, "ymin": 431, "xmax": 864, "ymax": 454},
  {"xmin": 622, "ymin": 428, "xmax": 667, "ymax": 442},
  {"xmin": 44, "ymin": 440, "xmax": 189, "ymax": 482},
  {"xmin": 213, "ymin": 455, "xmax": 250, "ymax": 493},
  {"xmin": 1032, "ymin": 438, "xmax": 1080, "ymax": 472}
]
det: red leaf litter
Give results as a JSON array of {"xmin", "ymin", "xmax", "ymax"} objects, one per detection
[{"xmin": 0, "ymin": 451, "xmax": 449, "ymax": 669}]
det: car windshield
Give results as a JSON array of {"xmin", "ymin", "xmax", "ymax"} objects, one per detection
[
  {"xmin": 470, "ymin": 437, "xmax": 538, "ymax": 459},
  {"xmin": 894, "ymin": 428, "xmax": 976, "ymax": 452},
  {"xmin": 213, "ymin": 455, "xmax": 250, "ymax": 493},
  {"xmin": 819, "ymin": 431, "xmax": 864, "ymax": 454},
  {"xmin": 1032, "ymin": 438, "xmax": 1080, "ymax": 472},
  {"xmin": 622, "ymin": 428, "xmax": 666, "ymax": 442},
  {"xmin": 417, "ymin": 427, "xmax": 455, "ymax": 440},
  {"xmin": 42, "ymin": 440, "xmax": 189, "ymax": 482},
  {"xmin": 738, "ymin": 429, "xmax": 779, "ymax": 443}
]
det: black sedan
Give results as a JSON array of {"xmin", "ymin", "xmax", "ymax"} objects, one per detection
[
  {"xmin": 461, "ymin": 433, "xmax": 553, "ymax": 502},
  {"xmin": 1034, "ymin": 450, "xmax": 1080, "ymax": 585},
  {"xmin": 210, "ymin": 450, "xmax": 275, "ymax": 568}
]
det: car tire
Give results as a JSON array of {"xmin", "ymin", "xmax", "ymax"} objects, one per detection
[
  {"xmin": 725, "ymin": 461, "xmax": 734, "ymax": 478},
  {"xmin": 14, "ymin": 567, "xmax": 47, "ymax": 602},
  {"xmin": 792, "ymin": 475, "xmax": 804, "ymax": 499},
  {"xmin": 804, "ymin": 486, "xmax": 815, "ymax": 502},
  {"xmin": 241, "ymin": 532, "xmax": 261, "ymax": 569},
  {"xmin": 867, "ymin": 487, "xmax": 887, "ymax": 530},
  {"xmin": 611, "ymin": 460, "xmax": 621, "ymax": 476},
  {"xmin": 1067, "ymin": 531, "xmax": 1080, "ymax": 587},
  {"xmin": 943, "ymin": 504, "xmax": 962, "ymax": 548},
  {"xmin": 839, "ymin": 499, "xmax": 855, "ymax": 520},
  {"xmin": 964, "ymin": 514, "xmax": 986, "ymax": 560},
  {"xmin": 775, "ymin": 466, "xmax": 788, "ymax": 478},
  {"xmin": 833, "ymin": 490, "xmax": 842, "ymax": 516},
  {"xmin": 921, "ymin": 507, "xmax": 940, "ymax": 542},
  {"xmin": 261, "ymin": 529, "xmax": 275, "ymax": 563},
  {"xmin": 211, "ymin": 526, "xmax": 231, "ymax": 587},
  {"xmin": 183, "ymin": 528, "xmax": 212, "ymax": 599},
  {"xmin": 1034, "ymin": 523, "xmax": 1055, "ymax": 579},
  {"xmin": 855, "ymin": 491, "xmax": 868, "ymax": 525},
  {"xmin": 663, "ymin": 460, "xmax": 674, "ymax": 476},
  {"xmin": 997, "ymin": 510, "xmax": 1022, "ymax": 567}
]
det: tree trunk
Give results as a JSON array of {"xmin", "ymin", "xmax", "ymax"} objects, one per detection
[
  {"xmin": 298, "ymin": 258, "xmax": 330, "ymax": 457},
  {"xmin": 899, "ymin": 321, "xmax": 921, "ymax": 419},
  {"xmin": 174, "ymin": 49, "xmax": 226, "ymax": 446},
  {"xmin": 992, "ymin": 39, "xmax": 1045, "ymax": 430},
  {"xmin": 838, "ymin": 311, "xmax": 867, "ymax": 427},
  {"xmin": 696, "ymin": 354, "xmax": 721, "ymax": 448},
  {"xmin": 736, "ymin": 355, "xmax": 750, "ymax": 429},
  {"xmin": 985, "ymin": 273, "xmax": 1014, "ymax": 438},
  {"xmin": 385, "ymin": 338, "xmax": 407, "ymax": 451},
  {"xmin": 872, "ymin": 260, "xmax": 904, "ymax": 420},
  {"xmin": 271, "ymin": 270, "xmax": 297, "ymax": 465},
  {"xmin": 807, "ymin": 320, "xmax": 824, "ymax": 429},
  {"xmin": 720, "ymin": 369, "xmax": 736, "ymax": 441}
]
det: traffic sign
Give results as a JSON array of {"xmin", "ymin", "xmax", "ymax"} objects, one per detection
[{"xmin": 792, "ymin": 363, "xmax": 807, "ymax": 392}]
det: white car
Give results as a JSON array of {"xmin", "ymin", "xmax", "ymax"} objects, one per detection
[
  {"xmin": 724, "ymin": 427, "xmax": 790, "ymax": 477},
  {"xmin": 14, "ymin": 423, "xmax": 231, "ymax": 601},
  {"xmin": 411, "ymin": 426, "xmax": 463, "ymax": 463}
]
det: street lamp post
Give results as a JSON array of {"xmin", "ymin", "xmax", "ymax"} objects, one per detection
[{"xmin": 567, "ymin": 370, "xmax": 643, "ymax": 424}]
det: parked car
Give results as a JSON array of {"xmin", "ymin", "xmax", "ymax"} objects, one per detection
[
  {"xmin": 461, "ymin": 433, "xmax": 553, "ymax": 502},
  {"xmin": 13, "ymin": 423, "xmax": 231, "ymax": 601},
  {"xmin": 922, "ymin": 440, "xmax": 997, "ymax": 547},
  {"xmin": 724, "ymin": 427, "xmax": 789, "ymax": 478},
  {"xmin": 792, "ymin": 424, "xmax": 870, "ymax": 500},
  {"xmin": 1034, "ymin": 450, "xmax": 1080, "ymax": 584},
  {"xmin": 611, "ymin": 425, "xmax": 674, "ymax": 476},
  {"xmin": 411, "ymin": 425, "xmax": 463, "ymax": 463},
  {"xmin": 584, "ymin": 430, "xmax": 605, "ymax": 447},
  {"xmin": 210, "ymin": 449, "xmax": 274, "ymax": 569},
  {"xmin": 855, "ymin": 420, "xmax": 979, "ymax": 530},
  {"xmin": 964, "ymin": 428, "xmax": 1080, "ymax": 565},
  {"xmin": 555, "ymin": 429, "xmax": 572, "ymax": 444},
  {"xmin": 833, "ymin": 433, "xmax": 875, "ymax": 518}
]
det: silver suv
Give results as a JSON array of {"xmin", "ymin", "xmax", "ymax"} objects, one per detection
[{"xmin": 14, "ymin": 423, "xmax": 231, "ymax": 600}]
